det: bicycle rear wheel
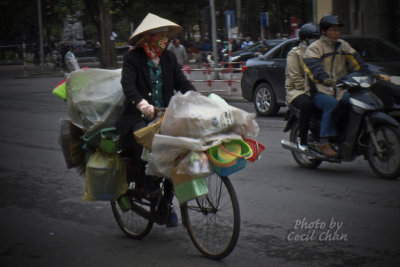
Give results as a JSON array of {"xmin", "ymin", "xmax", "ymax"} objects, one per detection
[
  {"xmin": 111, "ymin": 182, "xmax": 153, "ymax": 239},
  {"xmin": 180, "ymin": 173, "xmax": 240, "ymax": 260}
]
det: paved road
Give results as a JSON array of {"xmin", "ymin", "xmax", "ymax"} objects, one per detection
[{"xmin": 0, "ymin": 76, "xmax": 399, "ymax": 267}]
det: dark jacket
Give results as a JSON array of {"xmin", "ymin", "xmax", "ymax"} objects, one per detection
[
  {"xmin": 303, "ymin": 35, "xmax": 369, "ymax": 97},
  {"xmin": 116, "ymin": 47, "xmax": 196, "ymax": 136}
]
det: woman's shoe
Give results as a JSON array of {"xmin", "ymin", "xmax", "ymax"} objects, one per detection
[{"xmin": 166, "ymin": 207, "xmax": 179, "ymax": 227}]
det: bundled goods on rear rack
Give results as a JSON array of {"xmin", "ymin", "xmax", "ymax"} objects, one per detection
[
  {"xmin": 56, "ymin": 68, "xmax": 125, "ymax": 174},
  {"xmin": 54, "ymin": 68, "xmax": 129, "ymax": 201}
]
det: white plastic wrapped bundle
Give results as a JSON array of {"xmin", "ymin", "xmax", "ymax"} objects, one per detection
[
  {"xmin": 66, "ymin": 68, "xmax": 125, "ymax": 134},
  {"xmin": 160, "ymin": 91, "xmax": 259, "ymax": 139}
]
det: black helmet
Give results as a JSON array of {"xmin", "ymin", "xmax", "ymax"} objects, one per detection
[
  {"xmin": 319, "ymin": 14, "xmax": 344, "ymax": 31},
  {"xmin": 299, "ymin": 22, "xmax": 320, "ymax": 40}
]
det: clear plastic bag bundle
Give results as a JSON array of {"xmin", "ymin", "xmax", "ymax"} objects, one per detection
[{"xmin": 66, "ymin": 68, "xmax": 125, "ymax": 134}]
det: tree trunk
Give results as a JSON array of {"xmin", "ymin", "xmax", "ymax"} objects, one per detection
[{"xmin": 99, "ymin": 0, "xmax": 117, "ymax": 69}]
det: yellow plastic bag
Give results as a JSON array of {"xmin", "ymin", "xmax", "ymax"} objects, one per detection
[
  {"xmin": 134, "ymin": 109, "xmax": 166, "ymax": 151},
  {"xmin": 83, "ymin": 149, "xmax": 127, "ymax": 201}
]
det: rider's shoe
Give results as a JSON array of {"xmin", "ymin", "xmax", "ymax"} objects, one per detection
[
  {"xmin": 297, "ymin": 138, "xmax": 308, "ymax": 151},
  {"xmin": 319, "ymin": 142, "xmax": 337, "ymax": 157},
  {"xmin": 166, "ymin": 207, "xmax": 179, "ymax": 227}
]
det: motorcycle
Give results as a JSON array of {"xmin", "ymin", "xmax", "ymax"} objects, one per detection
[
  {"xmin": 281, "ymin": 71, "xmax": 400, "ymax": 180},
  {"xmin": 370, "ymin": 78, "xmax": 400, "ymax": 121}
]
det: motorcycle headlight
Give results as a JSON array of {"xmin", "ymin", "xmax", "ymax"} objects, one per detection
[{"xmin": 391, "ymin": 75, "xmax": 400, "ymax": 85}]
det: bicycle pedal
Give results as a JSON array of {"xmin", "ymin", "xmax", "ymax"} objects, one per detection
[
  {"xmin": 131, "ymin": 189, "xmax": 145, "ymax": 200},
  {"xmin": 145, "ymin": 188, "xmax": 162, "ymax": 199}
]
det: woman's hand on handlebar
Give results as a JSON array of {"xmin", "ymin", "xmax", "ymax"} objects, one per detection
[{"xmin": 137, "ymin": 99, "xmax": 155, "ymax": 120}]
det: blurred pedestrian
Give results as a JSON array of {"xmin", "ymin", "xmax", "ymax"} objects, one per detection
[
  {"xmin": 168, "ymin": 38, "xmax": 187, "ymax": 66},
  {"xmin": 241, "ymin": 36, "xmax": 253, "ymax": 49}
]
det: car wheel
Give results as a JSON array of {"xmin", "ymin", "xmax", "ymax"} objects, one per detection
[{"xmin": 253, "ymin": 83, "xmax": 279, "ymax": 116}]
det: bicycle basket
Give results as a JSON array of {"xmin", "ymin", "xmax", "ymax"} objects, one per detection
[
  {"xmin": 207, "ymin": 139, "xmax": 252, "ymax": 176},
  {"xmin": 208, "ymin": 139, "xmax": 252, "ymax": 164},
  {"xmin": 245, "ymin": 138, "xmax": 265, "ymax": 162}
]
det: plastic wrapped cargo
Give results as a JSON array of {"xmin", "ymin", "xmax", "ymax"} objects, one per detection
[{"xmin": 66, "ymin": 68, "xmax": 125, "ymax": 134}]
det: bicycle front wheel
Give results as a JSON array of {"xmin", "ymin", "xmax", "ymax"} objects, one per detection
[
  {"xmin": 180, "ymin": 173, "xmax": 240, "ymax": 260},
  {"xmin": 111, "ymin": 182, "xmax": 153, "ymax": 239}
]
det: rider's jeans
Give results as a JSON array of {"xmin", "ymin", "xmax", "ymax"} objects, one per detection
[{"xmin": 313, "ymin": 92, "xmax": 349, "ymax": 138}]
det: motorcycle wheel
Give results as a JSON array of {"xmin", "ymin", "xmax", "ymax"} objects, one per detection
[
  {"xmin": 367, "ymin": 124, "xmax": 400, "ymax": 180},
  {"xmin": 289, "ymin": 121, "xmax": 322, "ymax": 169}
]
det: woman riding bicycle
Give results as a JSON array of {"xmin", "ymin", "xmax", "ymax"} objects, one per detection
[{"xmin": 116, "ymin": 13, "xmax": 196, "ymax": 226}]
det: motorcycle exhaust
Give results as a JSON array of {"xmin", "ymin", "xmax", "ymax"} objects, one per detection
[{"xmin": 280, "ymin": 139, "xmax": 327, "ymax": 160}]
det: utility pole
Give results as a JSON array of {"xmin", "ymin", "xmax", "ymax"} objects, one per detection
[
  {"xmin": 312, "ymin": 0, "xmax": 317, "ymax": 24},
  {"xmin": 37, "ymin": 0, "xmax": 44, "ymax": 71},
  {"xmin": 209, "ymin": 0, "xmax": 220, "ymax": 79},
  {"xmin": 236, "ymin": 0, "xmax": 241, "ymax": 36}
]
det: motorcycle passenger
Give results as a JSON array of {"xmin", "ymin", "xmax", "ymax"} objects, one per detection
[
  {"xmin": 116, "ymin": 13, "xmax": 196, "ymax": 226},
  {"xmin": 303, "ymin": 14, "xmax": 369, "ymax": 157},
  {"xmin": 285, "ymin": 22, "xmax": 320, "ymax": 151}
]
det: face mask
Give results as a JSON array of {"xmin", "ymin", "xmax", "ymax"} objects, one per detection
[{"xmin": 142, "ymin": 34, "xmax": 168, "ymax": 58}]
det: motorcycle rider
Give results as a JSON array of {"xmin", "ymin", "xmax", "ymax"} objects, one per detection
[
  {"xmin": 285, "ymin": 22, "xmax": 320, "ymax": 151},
  {"xmin": 116, "ymin": 13, "xmax": 196, "ymax": 226},
  {"xmin": 303, "ymin": 14, "xmax": 369, "ymax": 157}
]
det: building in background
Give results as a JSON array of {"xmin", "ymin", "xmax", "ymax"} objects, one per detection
[{"xmin": 315, "ymin": 0, "xmax": 400, "ymax": 45}]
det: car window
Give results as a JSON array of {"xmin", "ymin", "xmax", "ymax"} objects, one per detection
[
  {"xmin": 281, "ymin": 41, "xmax": 298, "ymax": 58},
  {"xmin": 266, "ymin": 39, "xmax": 284, "ymax": 48},
  {"xmin": 345, "ymin": 37, "xmax": 400, "ymax": 61},
  {"xmin": 269, "ymin": 41, "xmax": 297, "ymax": 59},
  {"xmin": 269, "ymin": 47, "xmax": 283, "ymax": 59}
]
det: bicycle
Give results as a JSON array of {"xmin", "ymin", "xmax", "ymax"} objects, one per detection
[{"xmin": 110, "ymin": 167, "xmax": 240, "ymax": 260}]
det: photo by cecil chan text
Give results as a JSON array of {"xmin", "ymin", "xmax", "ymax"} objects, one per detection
[{"xmin": 287, "ymin": 217, "xmax": 349, "ymax": 242}]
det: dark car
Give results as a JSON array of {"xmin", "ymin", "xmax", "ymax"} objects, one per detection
[
  {"xmin": 241, "ymin": 36, "xmax": 400, "ymax": 116},
  {"xmin": 222, "ymin": 39, "xmax": 284, "ymax": 67},
  {"xmin": 74, "ymin": 45, "xmax": 129, "ymax": 60},
  {"xmin": 74, "ymin": 47, "xmax": 99, "ymax": 58}
]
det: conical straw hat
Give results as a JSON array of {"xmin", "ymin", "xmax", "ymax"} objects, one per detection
[{"xmin": 128, "ymin": 13, "xmax": 182, "ymax": 46}]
